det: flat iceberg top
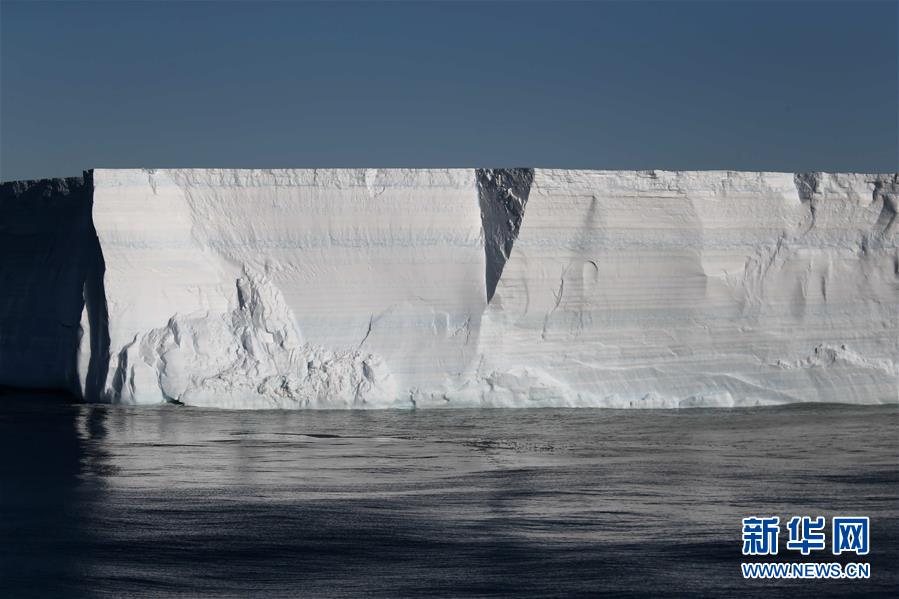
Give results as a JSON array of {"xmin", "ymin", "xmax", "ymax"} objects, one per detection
[{"xmin": 93, "ymin": 168, "xmax": 476, "ymax": 189}]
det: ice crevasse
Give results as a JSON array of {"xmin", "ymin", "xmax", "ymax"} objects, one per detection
[{"xmin": 0, "ymin": 168, "xmax": 896, "ymax": 408}]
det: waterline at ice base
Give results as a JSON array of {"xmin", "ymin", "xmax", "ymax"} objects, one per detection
[{"xmin": 1, "ymin": 168, "xmax": 897, "ymax": 408}]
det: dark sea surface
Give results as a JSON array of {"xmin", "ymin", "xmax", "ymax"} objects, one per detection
[{"xmin": 1, "ymin": 397, "xmax": 896, "ymax": 598}]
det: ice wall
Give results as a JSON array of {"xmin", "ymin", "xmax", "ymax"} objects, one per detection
[
  {"xmin": 465, "ymin": 170, "xmax": 899, "ymax": 407},
  {"xmin": 1, "ymin": 168, "xmax": 896, "ymax": 407},
  {"xmin": 91, "ymin": 169, "xmax": 487, "ymax": 407},
  {"xmin": 0, "ymin": 175, "xmax": 109, "ymax": 396}
]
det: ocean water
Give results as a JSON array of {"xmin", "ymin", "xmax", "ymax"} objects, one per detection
[{"xmin": 1, "ymin": 397, "xmax": 896, "ymax": 597}]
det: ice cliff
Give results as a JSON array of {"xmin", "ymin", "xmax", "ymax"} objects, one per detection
[{"xmin": 1, "ymin": 168, "xmax": 896, "ymax": 408}]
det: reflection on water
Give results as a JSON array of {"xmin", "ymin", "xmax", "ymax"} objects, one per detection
[{"xmin": 1, "ymin": 398, "xmax": 897, "ymax": 597}]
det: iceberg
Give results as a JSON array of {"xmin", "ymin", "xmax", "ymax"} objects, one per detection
[{"xmin": 1, "ymin": 168, "xmax": 896, "ymax": 408}]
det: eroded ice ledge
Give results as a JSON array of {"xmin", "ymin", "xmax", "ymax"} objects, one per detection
[{"xmin": 1, "ymin": 168, "xmax": 896, "ymax": 408}]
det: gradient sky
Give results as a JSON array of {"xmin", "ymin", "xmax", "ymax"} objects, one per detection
[{"xmin": 1, "ymin": 0, "xmax": 897, "ymax": 181}]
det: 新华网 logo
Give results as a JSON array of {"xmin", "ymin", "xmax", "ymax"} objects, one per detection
[
  {"xmin": 740, "ymin": 515, "xmax": 871, "ymax": 580},
  {"xmin": 742, "ymin": 515, "xmax": 869, "ymax": 556}
]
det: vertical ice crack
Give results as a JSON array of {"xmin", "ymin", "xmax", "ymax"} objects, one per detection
[
  {"xmin": 476, "ymin": 168, "xmax": 534, "ymax": 302},
  {"xmin": 793, "ymin": 172, "xmax": 819, "ymax": 234},
  {"xmin": 358, "ymin": 314, "xmax": 374, "ymax": 350}
]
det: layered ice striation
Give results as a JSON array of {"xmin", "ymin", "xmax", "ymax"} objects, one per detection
[
  {"xmin": 1, "ymin": 168, "xmax": 896, "ymax": 407},
  {"xmin": 472, "ymin": 170, "xmax": 898, "ymax": 407}
]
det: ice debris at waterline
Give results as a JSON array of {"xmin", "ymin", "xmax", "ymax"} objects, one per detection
[{"xmin": 1, "ymin": 169, "xmax": 897, "ymax": 408}]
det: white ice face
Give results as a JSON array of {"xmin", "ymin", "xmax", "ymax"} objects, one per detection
[
  {"xmin": 4, "ymin": 168, "xmax": 896, "ymax": 408},
  {"xmin": 472, "ymin": 170, "xmax": 898, "ymax": 408},
  {"xmin": 89, "ymin": 168, "xmax": 484, "ymax": 408}
]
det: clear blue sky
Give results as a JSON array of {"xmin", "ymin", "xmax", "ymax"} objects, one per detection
[{"xmin": 1, "ymin": 0, "xmax": 896, "ymax": 180}]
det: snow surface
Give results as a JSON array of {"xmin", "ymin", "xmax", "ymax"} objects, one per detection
[{"xmin": 2, "ymin": 168, "xmax": 897, "ymax": 408}]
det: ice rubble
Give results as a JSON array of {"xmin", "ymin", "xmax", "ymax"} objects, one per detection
[
  {"xmin": 109, "ymin": 269, "xmax": 397, "ymax": 408},
  {"xmin": 1, "ymin": 168, "xmax": 896, "ymax": 408}
]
